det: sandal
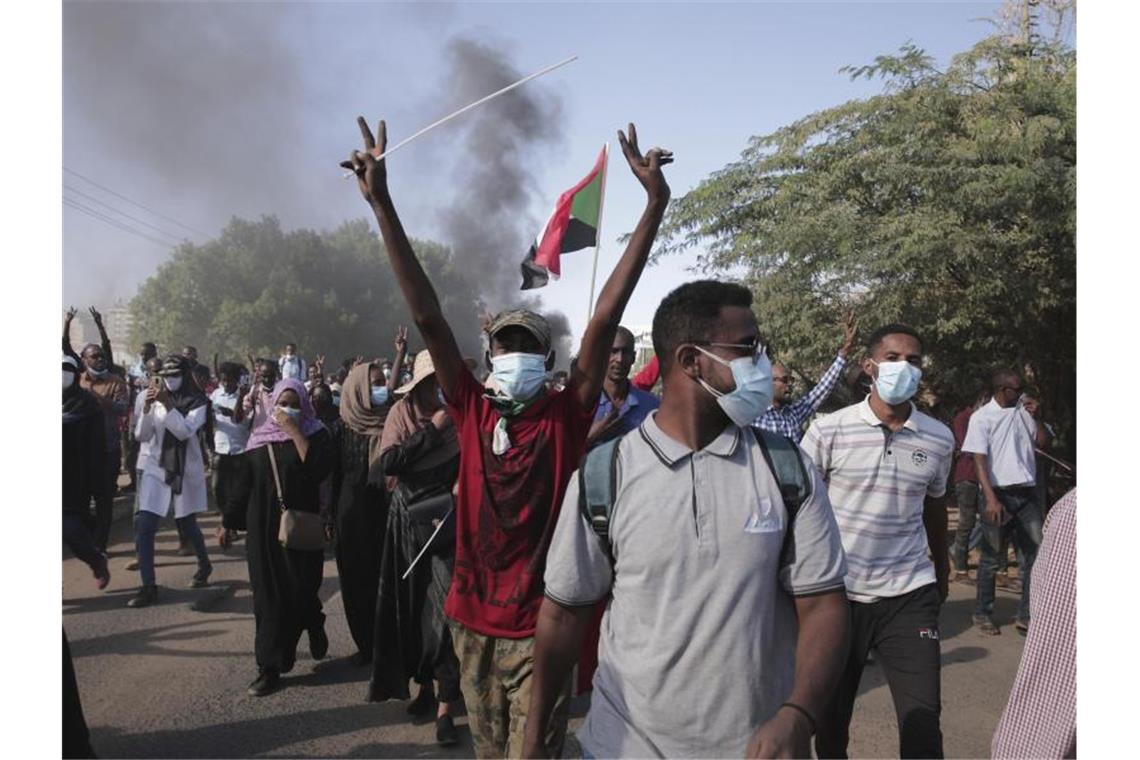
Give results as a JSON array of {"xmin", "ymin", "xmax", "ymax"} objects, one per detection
[
  {"xmin": 1014, "ymin": 619, "xmax": 1029, "ymax": 636},
  {"xmin": 973, "ymin": 614, "xmax": 1001, "ymax": 636}
]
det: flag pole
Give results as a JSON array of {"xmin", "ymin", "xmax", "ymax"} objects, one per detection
[{"xmin": 586, "ymin": 142, "xmax": 611, "ymax": 320}]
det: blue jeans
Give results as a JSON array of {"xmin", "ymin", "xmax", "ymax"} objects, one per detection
[
  {"xmin": 975, "ymin": 487, "xmax": 1042, "ymax": 622},
  {"xmin": 950, "ymin": 482, "xmax": 982, "ymax": 571},
  {"xmin": 134, "ymin": 510, "xmax": 210, "ymax": 586}
]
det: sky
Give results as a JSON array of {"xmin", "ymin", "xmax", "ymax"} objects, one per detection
[{"xmin": 63, "ymin": 0, "xmax": 1006, "ymax": 349}]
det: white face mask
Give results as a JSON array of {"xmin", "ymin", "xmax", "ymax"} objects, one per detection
[
  {"xmin": 490, "ymin": 352, "xmax": 548, "ymax": 401},
  {"xmin": 871, "ymin": 360, "xmax": 922, "ymax": 405},
  {"xmin": 694, "ymin": 347, "xmax": 774, "ymax": 427},
  {"xmin": 164, "ymin": 376, "xmax": 183, "ymax": 393}
]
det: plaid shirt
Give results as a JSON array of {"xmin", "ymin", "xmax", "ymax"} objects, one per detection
[
  {"xmin": 991, "ymin": 488, "xmax": 1076, "ymax": 759},
  {"xmin": 755, "ymin": 354, "xmax": 847, "ymax": 442}
]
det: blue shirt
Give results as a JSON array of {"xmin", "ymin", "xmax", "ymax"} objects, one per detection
[{"xmin": 594, "ymin": 384, "xmax": 660, "ymax": 441}]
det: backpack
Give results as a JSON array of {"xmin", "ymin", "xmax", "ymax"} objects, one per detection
[{"xmin": 578, "ymin": 426, "xmax": 812, "ymax": 564}]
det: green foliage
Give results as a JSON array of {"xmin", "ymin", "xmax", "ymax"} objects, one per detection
[
  {"xmin": 129, "ymin": 216, "xmax": 484, "ymax": 368},
  {"xmin": 655, "ymin": 35, "xmax": 1075, "ymax": 453}
]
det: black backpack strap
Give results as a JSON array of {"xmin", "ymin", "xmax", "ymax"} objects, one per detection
[
  {"xmin": 751, "ymin": 427, "xmax": 812, "ymax": 564},
  {"xmin": 578, "ymin": 437, "xmax": 622, "ymax": 562}
]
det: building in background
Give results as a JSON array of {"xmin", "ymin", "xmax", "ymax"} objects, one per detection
[{"xmin": 104, "ymin": 300, "xmax": 134, "ymax": 364}]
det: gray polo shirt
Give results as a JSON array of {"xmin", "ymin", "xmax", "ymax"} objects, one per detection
[{"xmin": 544, "ymin": 413, "xmax": 847, "ymax": 759}]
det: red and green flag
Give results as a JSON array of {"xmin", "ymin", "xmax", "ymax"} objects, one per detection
[{"xmin": 520, "ymin": 144, "xmax": 608, "ymax": 290}]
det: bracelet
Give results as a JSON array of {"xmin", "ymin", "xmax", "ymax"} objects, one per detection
[{"xmin": 779, "ymin": 702, "xmax": 817, "ymax": 735}]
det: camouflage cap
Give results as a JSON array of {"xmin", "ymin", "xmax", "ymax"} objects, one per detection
[{"xmin": 486, "ymin": 309, "xmax": 552, "ymax": 353}]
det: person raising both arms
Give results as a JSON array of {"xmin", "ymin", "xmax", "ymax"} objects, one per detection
[{"xmin": 343, "ymin": 116, "xmax": 672, "ymax": 759}]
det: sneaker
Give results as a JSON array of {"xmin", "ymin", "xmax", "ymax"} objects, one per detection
[
  {"xmin": 247, "ymin": 668, "xmax": 281, "ymax": 697},
  {"xmin": 435, "ymin": 714, "xmax": 459, "ymax": 747},
  {"xmin": 177, "ymin": 543, "xmax": 194, "ymax": 557},
  {"xmin": 309, "ymin": 625, "xmax": 329, "ymax": 660},
  {"xmin": 189, "ymin": 563, "xmax": 213, "ymax": 588},
  {"xmin": 127, "ymin": 584, "xmax": 158, "ymax": 608},
  {"xmin": 125, "ymin": 559, "xmax": 140, "ymax": 572},
  {"xmin": 972, "ymin": 614, "xmax": 1001, "ymax": 636},
  {"xmin": 1014, "ymin": 619, "xmax": 1030, "ymax": 636}
]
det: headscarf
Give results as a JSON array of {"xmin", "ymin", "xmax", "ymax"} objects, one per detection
[
  {"xmin": 338, "ymin": 362, "xmax": 392, "ymax": 468},
  {"xmin": 309, "ymin": 382, "xmax": 339, "ymax": 426},
  {"xmin": 62, "ymin": 355, "xmax": 100, "ymax": 425},
  {"xmin": 156, "ymin": 355, "xmax": 209, "ymax": 494},
  {"xmin": 246, "ymin": 377, "xmax": 325, "ymax": 452},
  {"xmin": 378, "ymin": 365, "xmax": 460, "ymax": 492}
]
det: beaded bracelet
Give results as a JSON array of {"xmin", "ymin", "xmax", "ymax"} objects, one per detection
[{"xmin": 780, "ymin": 702, "xmax": 817, "ymax": 735}]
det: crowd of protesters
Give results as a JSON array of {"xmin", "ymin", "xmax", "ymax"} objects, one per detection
[{"xmin": 61, "ymin": 117, "xmax": 1075, "ymax": 759}]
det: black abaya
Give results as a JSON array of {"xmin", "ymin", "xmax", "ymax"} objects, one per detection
[
  {"xmin": 334, "ymin": 426, "xmax": 387, "ymax": 659},
  {"xmin": 237, "ymin": 429, "xmax": 335, "ymax": 671}
]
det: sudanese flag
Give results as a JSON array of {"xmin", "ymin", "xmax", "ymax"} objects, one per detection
[{"xmin": 520, "ymin": 144, "xmax": 608, "ymax": 290}]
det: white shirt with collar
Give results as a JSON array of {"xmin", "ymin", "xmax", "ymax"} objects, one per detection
[
  {"xmin": 135, "ymin": 403, "xmax": 209, "ymax": 518},
  {"xmin": 961, "ymin": 398, "xmax": 1037, "ymax": 488},
  {"xmin": 802, "ymin": 397, "xmax": 954, "ymax": 603}
]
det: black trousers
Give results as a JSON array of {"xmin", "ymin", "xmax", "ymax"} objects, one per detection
[
  {"xmin": 816, "ymin": 583, "xmax": 943, "ymax": 759},
  {"xmin": 92, "ymin": 447, "xmax": 120, "ymax": 552}
]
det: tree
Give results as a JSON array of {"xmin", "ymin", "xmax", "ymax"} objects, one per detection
[
  {"xmin": 129, "ymin": 216, "xmax": 485, "ymax": 369},
  {"xmin": 653, "ymin": 34, "xmax": 1075, "ymax": 456}
]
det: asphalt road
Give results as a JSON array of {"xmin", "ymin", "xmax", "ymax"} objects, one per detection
[{"xmin": 64, "ymin": 508, "xmax": 1028, "ymax": 759}]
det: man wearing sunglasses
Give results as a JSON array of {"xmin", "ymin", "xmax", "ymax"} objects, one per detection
[
  {"xmin": 962, "ymin": 369, "xmax": 1047, "ymax": 637},
  {"xmin": 756, "ymin": 311, "xmax": 857, "ymax": 442}
]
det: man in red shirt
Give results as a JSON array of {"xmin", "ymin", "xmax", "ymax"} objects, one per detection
[{"xmin": 343, "ymin": 117, "xmax": 672, "ymax": 758}]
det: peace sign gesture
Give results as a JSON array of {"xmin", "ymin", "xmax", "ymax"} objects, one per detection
[
  {"xmin": 341, "ymin": 117, "xmax": 389, "ymax": 206},
  {"xmin": 618, "ymin": 123, "xmax": 673, "ymax": 202},
  {"xmin": 394, "ymin": 325, "xmax": 408, "ymax": 355}
]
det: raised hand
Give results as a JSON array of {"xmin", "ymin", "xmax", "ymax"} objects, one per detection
[
  {"xmin": 340, "ymin": 117, "xmax": 389, "ymax": 206},
  {"xmin": 618, "ymin": 123, "xmax": 673, "ymax": 202},
  {"xmin": 66, "ymin": 306, "xmax": 78, "ymax": 323},
  {"xmin": 839, "ymin": 309, "xmax": 858, "ymax": 357},
  {"xmin": 315, "ymin": 354, "xmax": 326, "ymax": 371},
  {"xmin": 353, "ymin": 355, "xmax": 366, "ymax": 368},
  {"xmin": 394, "ymin": 325, "xmax": 408, "ymax": 354},
  {"xmin": 89, "ymin": 306, "xmax": 104, "ymax": 326}
]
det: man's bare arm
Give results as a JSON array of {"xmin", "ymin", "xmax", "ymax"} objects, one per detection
[
  {"xmin": 521, "ymin": 598, "xmax": 595, "ymax": 758},
  {"xmin": 572, "ymin": 124, "xmax": 672, "ymax": 410},
  {"xmin": 343, "ymin": 118, "xmax": 466, "ymax": 400}
]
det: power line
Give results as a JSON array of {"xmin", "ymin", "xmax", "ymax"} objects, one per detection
[
  {"xmin": 63, "ymin": 184, "xmax": 186, "ymax": 243},
  {"xmin": 62, "ymin": 167, "xmax": 212, "ymax": 238},
  {"xmin": 63, "ymin": 197, "xmax": 175, "ymax": 249}
]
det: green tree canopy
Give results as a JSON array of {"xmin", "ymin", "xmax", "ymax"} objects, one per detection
[
  {"xmin": 655, "ymin": 35, "xmax": 1075, "ymax": 454},
  {"xmin": 129, "ymin": 216, "xmax": 484, "ymax": 369}
]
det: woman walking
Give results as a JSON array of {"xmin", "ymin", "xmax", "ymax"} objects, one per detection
[
  {"xmin": 129, "ymin": 355, "xmax": 212, "ymax": 608},
  {"xmin": 333, "ymin": 329, "xmax": 405, "ymax": 664},
  {"xmin": 371, "ymin": 350, "xmax": 462, "ymax": 746},
  {"xmin": 225, "ymin": 378, "xmax": 335, "ymax": 696}
]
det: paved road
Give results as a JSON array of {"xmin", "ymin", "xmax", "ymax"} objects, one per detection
[{"xmin": 64, "ymin": 508, "xmax": 1028, "ymax": 758}]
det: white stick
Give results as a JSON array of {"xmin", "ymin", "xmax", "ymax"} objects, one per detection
[
  {"xmin": 587, "ymin": 142, "xmax": 611, "ymax": 319},
  {"xmin": 344, "ymin": 55, "xmax": 579, "ymax": 178},
  {"xmin": 401, "ymin": 507, "xmax": 454, "ymax": 580}
]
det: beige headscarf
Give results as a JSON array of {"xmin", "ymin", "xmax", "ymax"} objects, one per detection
[
  {"xmin": 339, "ymin": 362, "xmax": 391, "ymax": 468},
  {"xmin": 377, "ymin": 352, "xmax": 460, "ymax": 492}
]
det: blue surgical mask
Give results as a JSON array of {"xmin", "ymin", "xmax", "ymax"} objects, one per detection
[
  {"xmin": 164, "ymin": 376, "xmax": 183, "ymax": 393},
  {"xmin": 371, "ymin": 386, "xmax": 390, "ymax": 407},
  {"xmin": 694, "ymin": 347, "xmax": 774, "ymax": 427},
  {"xmin": 871, "ymin": 360, "xmax": 922, "ymax": 405},
  {"xmin": 490, "ymin": 352, "xmax": 548, "ymax": 401},
  {"xmin": 278, "ymin": 406, "xmax": 301, "ymax": 419}
]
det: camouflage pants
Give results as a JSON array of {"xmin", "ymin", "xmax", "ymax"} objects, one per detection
[{"xmin": 450, "ymin": 622, "xmax": 572, "ymax": 759}]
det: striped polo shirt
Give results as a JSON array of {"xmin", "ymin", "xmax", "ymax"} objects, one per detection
[{"xmin": 802, "ymin": 397, "xmax": 954, "ymax": 602}]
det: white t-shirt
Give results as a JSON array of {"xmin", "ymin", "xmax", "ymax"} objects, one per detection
[
  {"xmin": 210, "ymin": 388, "xmax": 251, "ymax": 455},
  {"xmin": 961, "ymin": 399, "xmax": 1037, "ymax": 488}
]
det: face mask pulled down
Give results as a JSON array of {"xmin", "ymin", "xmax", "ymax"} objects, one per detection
[{"xmin": 695, "ymin": 347, "xmax": 774, "ymax": 427}]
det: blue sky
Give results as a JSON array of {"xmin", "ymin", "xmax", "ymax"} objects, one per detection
[{"xmin": 63, "ymin": 0, "xmax": 1004, "ymax": 350}]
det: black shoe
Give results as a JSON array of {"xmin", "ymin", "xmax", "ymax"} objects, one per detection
[
  {"xmin": 127, "ymin": 584, "xmax": 158, "ymax": 608},
  {"xmin": 349, "ymin": 650, "xmax": 372, "ymax": 667},
  {"xmin": 247, "ymin": 668, "xmax": 281, "ymax": 697},
  {"xmin": 309, "ymin": 626, "xmax": 329, "ymax": 660},
  {"xmin": 436, "ymin": 714, "xmax": 459, "ymax": 746},
  {"xmin": 407, "ymin": 687, "xmax": 437, "ymax": 718},
  {"xmin": 189, "ymin": 563, "xmax": 213, "ymax": 588}
]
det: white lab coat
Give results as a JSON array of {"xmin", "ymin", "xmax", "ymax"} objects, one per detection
[{"xmin": 136, "ymin": 403, "xmax": 209, "ymax": 518}]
